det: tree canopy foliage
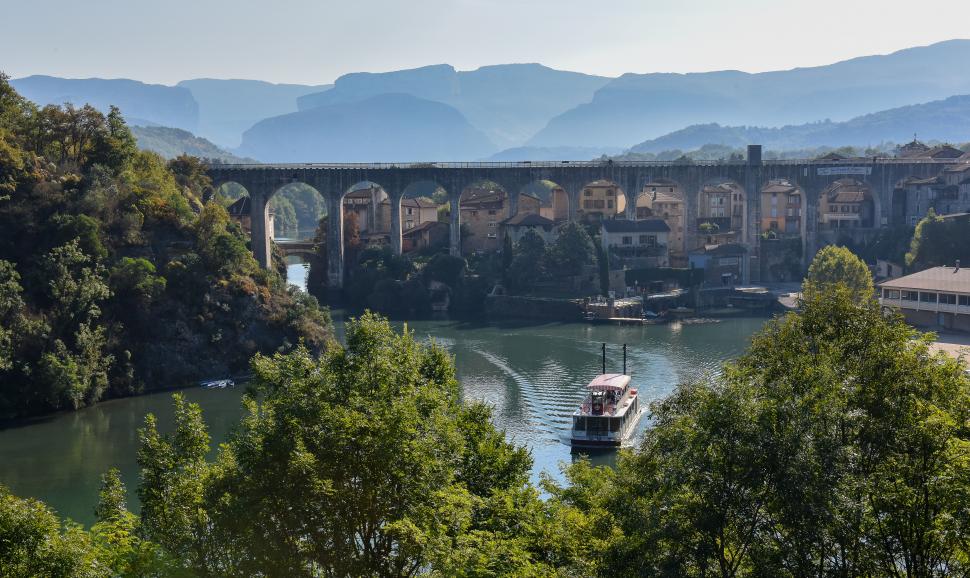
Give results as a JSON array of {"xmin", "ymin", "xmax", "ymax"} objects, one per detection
[
  {"xmin": 803, "ymin": 244, "xmax": 874, "ymax": 303},
  {"xmin": 906, "ymin": 210, "xmax": 970, "ymax": 269},
  {"xmin": 0, "ymin": 74, "xmax": 332, "ymax": 419}
]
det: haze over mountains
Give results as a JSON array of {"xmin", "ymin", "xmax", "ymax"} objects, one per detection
[{"xmin": 11, "ymin": 39, "xmax": 970, "ymax": 162}]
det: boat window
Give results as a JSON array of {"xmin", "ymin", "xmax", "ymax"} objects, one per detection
[
  {"xmin": 609, "ymin": 418, "xmax": 620, "ymax": 432},
  {"xmin": 574, "ymin": 417, "xmax": 585, "ymax": 431}
]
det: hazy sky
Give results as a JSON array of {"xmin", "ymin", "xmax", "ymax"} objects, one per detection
[{"xmin": 4, "ymin": 0, "xmax": 970, "ymax": 85}]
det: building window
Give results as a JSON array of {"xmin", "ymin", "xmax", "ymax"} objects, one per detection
[
  {"xmin": 919, "ymin": 292, "xmax": 938, "ymax": 303},
  {"xmin": 639, "ymin": 235, "xmax": 657, "ymax": 246},
  {"xmin": 902, "ymin": 290, "xmax": 919, "ymax": 301},
  {"xmin": 405, "ymin": 220, "xmax": 414, "ymax": 229},
  {"xmin": 593, "ymin": 200, "xmax": 605, "ymax": 209},
  {"xmin": 487, "ymin": 233, "xmax": 497, "ymax": 239},
  {"xmin": 884, "ymin": 289, "xmax": 900, "ymax": 299},
  {"xmin": 488, "ymin": 221, "xmax": 497, "ymax": 228},
  {"xmin": 622, "ymin": 236, "xmax": 632, "ymax": 245},
  {"xmin": 770, "ymin": 208, "xmax": 778, "ymax": 218},
  {"xmin": 406, "ymin": 207, "xmax": 413, "ymax": 216},
  {"xmin": 959, "ymin": 295, "xmax": 970, "ymax": 306},
  {"xmin": 940, "ymin": 293, "xmax": 957, "ymax": 305},
  {"xmin": 607, "ymin": 189, "xmax": 615, "ymax": 196},
  {"xmin": 584, "ymin": 190, "xmax": 592, "ymax": 197},
  {"xmin": 488, "ymin": 210, "xmax": 497, "ymax": 215},
  {"xmin": 607, "ymin": 200, "xmax": 614, "ymax": 209}
]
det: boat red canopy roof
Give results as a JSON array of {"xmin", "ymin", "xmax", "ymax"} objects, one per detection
[{"xmin": 586, "ymin": 373, "xmax": 631, "ymax": 392}]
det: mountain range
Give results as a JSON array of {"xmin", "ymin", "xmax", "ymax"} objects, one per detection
[
  {"xmin": 10, "ymin": 39, "xmax": 970, "ymax": 162},
  {"xmin": 628, "ymin": 94, "xmax": 970, "ymax": 154}
]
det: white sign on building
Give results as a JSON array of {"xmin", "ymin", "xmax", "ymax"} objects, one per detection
[{"xmin": 817, "ymin": 167, "xmax": 872, "ymax": 176}]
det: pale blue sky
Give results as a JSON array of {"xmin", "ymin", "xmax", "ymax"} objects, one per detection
[{"xmin": 4, "ymin": 0, "xmax": 969, "ymax": 85}]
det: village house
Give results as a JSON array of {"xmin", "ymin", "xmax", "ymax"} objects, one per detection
[
  {"xmin": 760, "ymin": 180, "xmax": 802, "ymax": 235},
  {"xmin": 600, "ymin": 218, "xmax": 670, "ymax": 268},
  {"xmin": 460, "ymin": 188, "xmax": 508, "ymax": 254},
  {"xmin": 637, "ymin": 182, "xmax": 685, "ymax": 256},
  {"xmin": 518, "ymin": 186, "xmax": 569, "ymax": 223},
  {"xmin": 501, "ymin": 212, "xmax": 558, "ymax": 245},
  {"xmin": 879, "ymin": 263, "xmax": 970, "ymax": 332},
  {"xmin": 818, "ymin": 179, "xmax": 874, "ymax": 229},
  {"xmin": 402, "ymin": 221, "xmax": 449, "ymax": 253},
  {"xmin": 697, "ymin": 182, "xmax": 744, "ymax": 246},
  {"xmin": 897, "ymin": 139, "xmax": 966, "ymax": 160},
  {"xmin": 578, "ymin": 180, "xmax": 625, "ymax": 222}
]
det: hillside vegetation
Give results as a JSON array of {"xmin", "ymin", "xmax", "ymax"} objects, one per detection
[
  {"xmin": 130, "ymin": 125, "xmax": 253, "ymax": 163},
  {"xmin": 0, "ymin": 74, "xmax": 332, "ymax": 420}
]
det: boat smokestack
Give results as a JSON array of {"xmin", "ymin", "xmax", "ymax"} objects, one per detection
[
  {"xmin": 602, "ymin": 343, "xmax": 606, "ymax": 374},
  {"xmin": 623, "ymin": 344, "xmax": 627, "ymax": 375}
]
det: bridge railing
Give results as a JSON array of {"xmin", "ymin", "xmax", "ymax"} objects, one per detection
[{"xmin": 208, "ymin": 157, "xmax": 969, "ymax": 170}]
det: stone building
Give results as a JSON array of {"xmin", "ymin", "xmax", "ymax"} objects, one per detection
[
  {"xmin": 760, "ymin": 180, "xmax": 803, "ymax": 236},
  {"xmin": 577, "ymin": 180, "xmax": 625, "ymax": 222},
  {"xmin": 637, "ymin": 184, "xmax": 685, "ymax": 256},
  {"xmin": 460, "ymin": 188, "xmax": 508, "ymax": 254},
  {"xmin": 601, "ymin": 218, "xmax": 671, "ymax": 268},
  {"xmin": 697, "ymin": 182, "xmax": 744, "ymax": 246},
  {"xmin": 818, "ymin": 179, "xmax": 874, "ymax": 229},
  {"xmin": 501, "ymin": 212, "xmax": 558, "ymax": 246}
]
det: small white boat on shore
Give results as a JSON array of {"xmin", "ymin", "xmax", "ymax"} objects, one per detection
[
  {"xmin": 570, "ymin": 345, "xmax": 643, "ymax": 449},
  {"xmin": 201, "ymin": 379, "xmax": 234, "ymax": 389}
]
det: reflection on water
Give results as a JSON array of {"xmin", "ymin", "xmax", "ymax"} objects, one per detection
[
  {"xmin": 286, "ymin": 258, "xmax": 309, "ymax": 292},
  {"xmin": 0, "ymin": 315, "xmax": 766, "ymax": 525}
]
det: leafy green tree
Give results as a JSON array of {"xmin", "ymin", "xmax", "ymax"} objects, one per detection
[
  {"xmin": 556, "ymin": 288, "xmax": 970, "ymax": 577},
  {"xmin": 803, "ymin": 244, "xmax": 873, "ymax": 303},
  {"xmin": 506, "ymin": 230, "xmax": 545, "ymax": 294},
  {"xmin": 547, "ymin": 221, "xmax": 596, "ymax": 277},
  {"xmin": 0, "ymin": 485, "xmax": 103, "ymax": 578},
  {"xmin": 906, "ymin": 210, "xmax": 970, "ymax": 269},
  {"xmin": 0, "ymin": 260, "xmax": 31, "ymax": 372},
  {"xmin": 136, "ymin": 313, "xmax": 536, "ymax": 576}
]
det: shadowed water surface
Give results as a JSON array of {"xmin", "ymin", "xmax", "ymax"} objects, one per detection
[{"xmin": 0, "ymin": 314, "xmax": 766, "ymax": 525}]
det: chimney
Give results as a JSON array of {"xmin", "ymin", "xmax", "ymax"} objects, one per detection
[{"xmin": 956, "ymin": 260, "xmax": 961, "ymax": 272}]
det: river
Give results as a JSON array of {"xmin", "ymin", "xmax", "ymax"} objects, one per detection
[{"xmin": 0, "ymin": 308, "xmax": 766, "ymax": 526}]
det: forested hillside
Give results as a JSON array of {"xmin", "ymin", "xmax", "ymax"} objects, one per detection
[{"xmin": 0, "ymin": 74, "xmax": 332, "ymax": 420}]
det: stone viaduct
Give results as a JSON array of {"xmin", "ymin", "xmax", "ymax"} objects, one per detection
[{"xmin": 207, "ymin": 146, "xmax": 956, "ymax": 289}]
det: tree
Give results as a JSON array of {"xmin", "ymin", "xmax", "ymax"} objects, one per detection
[
  {"xmin": 906, "ymin": 210, "xmax": 970, "ymax": 269},
  {"xmin": 547, "ymin": 221, "xmax": 596, "ymax": 277},
  {"xmin": 0, "ymin": 485, "xmax": 102, "ymax": 578},
  {"xmin": 135, "ymin": 313, "xmax": 536, "ymax": 575},
  {"xmin": 803, "ymin": 244, "xmax": 873, "ymax": 303},
  {"xmin": 556, "ymin": 288, "xmax": 970, "ymax": 577},
  {"xmin": 506, "ymin": 230, "xmax": 545, "ymax": 294}
]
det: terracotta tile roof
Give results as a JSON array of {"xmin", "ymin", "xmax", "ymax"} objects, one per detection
[
  {"xmin": 830, "ymin": 191, "xmax": 867, "ymax": 203},
  {"xmin": 762, "ymin": 183, "xmax": 796, "ymax": 194}
]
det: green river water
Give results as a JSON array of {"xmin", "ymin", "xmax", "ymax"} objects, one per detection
[{"xmin": 0, "ymin": 308, "xmax": 766, "ymax": 526}]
